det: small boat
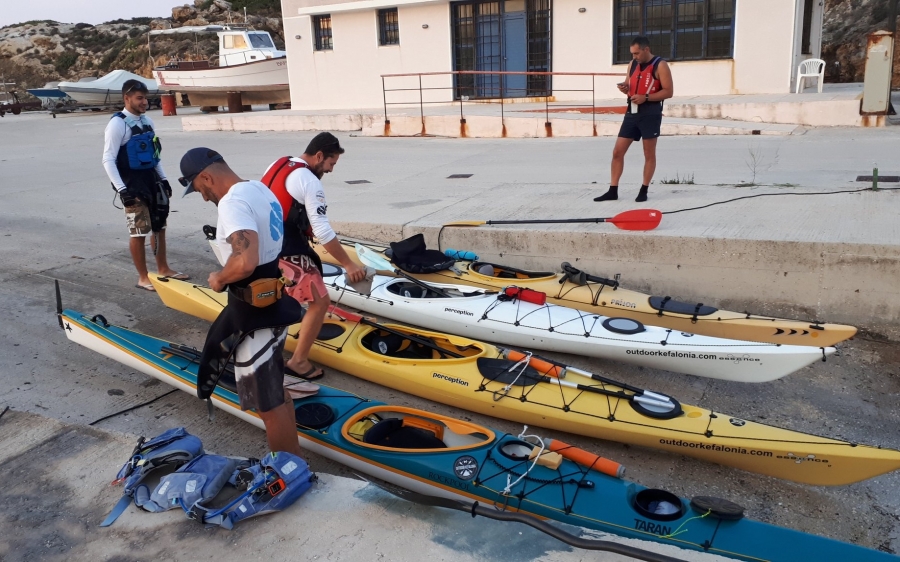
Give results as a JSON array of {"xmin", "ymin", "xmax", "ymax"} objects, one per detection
[
  {"xmin": 145, "ymin": 273, "xmax": 900, "ymax": 486},
  {"xmin": 57, "ymin": 305, "xmax": 896, "ymax": 561},
  {"xmin": 57, "ymin": 70, "xmax": 162, "ymax": 106},
  {"xmin": 324, "ymin": 268, "xmax": 835, "ymax": 383},
  {"xmin": 25, "ymin": 82, "xmax": 75, "ymax": 108},
  {"xmin": 150, "ymin": 25, "xmax": 289, "ymax": 106},
  {"xmin": 313, "ymin": 240, "xmax": 858, "ymax": 348}
]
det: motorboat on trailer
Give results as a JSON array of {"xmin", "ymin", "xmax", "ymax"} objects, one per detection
[
  {"xmin": 149, "ymin": 25, "xmax": 289, "ymax": 106},
  {"xmin": 57, "ymin": 71, "xmax": 162, "ymax": 107}
]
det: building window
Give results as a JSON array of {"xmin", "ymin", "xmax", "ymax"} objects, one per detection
[
  {"xmin": 451, "ymin": 0, "xmax": 551, "ymax": 99},
  {"xmin": 378, "ymin": 8, "xmax": 400, "ymax": 46},
  {"xmin": 313, "ymin": 15, "xmax": 333, "ymax": 51},
  {"xmin": 526, "ymin": 0, "xmax": 552, "ymax": 96},
  {"xmin": 614, "ymin": 0, "xmax": 735, "ymax": 63}
]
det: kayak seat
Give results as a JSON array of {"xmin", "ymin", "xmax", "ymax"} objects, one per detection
[
  {"xmin": 648, "ymin": 296, "xmax": 718, "ymax": 317},
  {"xmin": 471, "ymin": 262, "xmax": 554, "ymax": 280},
  {"xmin": 388, "ymin": 234, "xmax": 456, "ymax": 274},
  {"xmin": 364, "ymin": 331, "xmax": 443, "ymax": 359},
  {"xmin": 386, "ymin": 282, "xmax": 449, "ymax": 299},
  {"xmin": 363, "ymin": 418, "xmax": 447, "ymax": 449}
]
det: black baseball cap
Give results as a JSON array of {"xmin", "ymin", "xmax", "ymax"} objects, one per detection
[{"xmin": 179, "ymin": 148, "xmax": 225, "ymax": 196}]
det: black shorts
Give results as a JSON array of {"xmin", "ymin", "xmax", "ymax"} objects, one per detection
[{"xmin": 618, "ymin": 111, "xmax": 662, "ymax": 141}]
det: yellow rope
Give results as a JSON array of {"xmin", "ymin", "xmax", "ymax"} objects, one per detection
[{"xmin": 660, "ymin": 509, "xmax": 711, "ymax": 539}]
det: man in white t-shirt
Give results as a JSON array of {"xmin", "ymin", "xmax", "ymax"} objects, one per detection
[
  {"xmin": 101, "ymin": 78, "xmax": 189, "ymax": 291},
  {"xmin": 181, "ymin": 147, "xmax": 304, "ymax": 457},
  {"xmin": 262, "ymin": 132, "xmax": 366, "ymax": 381}
]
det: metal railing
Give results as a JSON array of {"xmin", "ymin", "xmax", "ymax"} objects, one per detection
[{"xmin": 380, "ymin": 70, "xmax": 622, "ymax": 136}]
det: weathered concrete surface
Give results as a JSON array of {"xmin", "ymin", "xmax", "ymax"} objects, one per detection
[
  {"xmin": 0, "ymin": 109, "xmax": 899, "ymax": 559},
  {"xmin": 3, "ymin": 411, "xmax": 733, "ymax": 562},
  {"xmin": 182, "ymin": 85, "xmax": 895, "ymax": 136}
]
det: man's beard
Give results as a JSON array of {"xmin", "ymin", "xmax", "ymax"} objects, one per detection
[{"xmin": 311, "ymin": 164, "xmax": 325, "ymax": 179}]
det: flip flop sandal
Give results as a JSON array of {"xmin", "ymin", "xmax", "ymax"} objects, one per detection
[
  {"xmin": 135, "ymin": 283, "xmax": 157, "ymax": 292},
  {"xmin": 166, "ymin": 272, "xmax": 191, "ymax": 281},
  {"xmin": 283, "ymin": 380, "xmax": 320, "ymax": 400},
  {"xmin": 285, "ymin": 364, "xmax": 325, "ymax": 381}
]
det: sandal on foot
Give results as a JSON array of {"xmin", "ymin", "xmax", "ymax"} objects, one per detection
[
  {"xmin": 165, "ymin": 272, "xmax": 191, "ymax": 281},
  {"xmin": 135, "ymin": 283, "xmax": 157, "ymax": 292},
  {"xmin": 286, "ymin": 364, "xmax": 325, "ymax": 381}
]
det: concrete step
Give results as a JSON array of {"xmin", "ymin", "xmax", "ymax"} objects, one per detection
[{"xmin": 182, "ymin": 110, "xmax": 799, "ymax": 137}]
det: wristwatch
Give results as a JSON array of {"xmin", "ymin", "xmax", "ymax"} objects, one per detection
[{"xmin": 645, "ymin": 94, "xmax": 650, "ymax": 102}]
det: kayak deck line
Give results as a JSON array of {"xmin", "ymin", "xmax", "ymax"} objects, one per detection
[
  {"xmin": 146, "ymin": 274, "xmax": 900, "ymax": 486},
  {"xmin": 316, "ymin": 240, "xmax": 858, "ymax": 348},
  {"xmin": 322, "ymin": 269, "xmax": 834, "ymax": 383},
  {"xmin": 58, "ymin": 307, "xmax": 896, "ymax": 561}
]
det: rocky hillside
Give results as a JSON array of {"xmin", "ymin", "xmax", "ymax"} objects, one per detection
[
  {"xmin": 0, "ymin": 0, "xmax": 283, "ymax": 96},
  {"xmin": 822, "ymin": 0, "xmax": 899, "ymax": 86}
]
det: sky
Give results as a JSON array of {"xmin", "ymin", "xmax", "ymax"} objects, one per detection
[{"xmin": 0, "ymin": 0, "xmax": 180, "ymax": 28}]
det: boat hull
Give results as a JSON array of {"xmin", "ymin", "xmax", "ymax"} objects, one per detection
[
  {"xmin": 153, "ymin": 57, "xmax": 290, "ymax": 105},
  {"xmin": 58, "ymin": 309, "xmax": 897, "ymax": 562},
  {"xmin": 314, "ymin": 241, "xmax": 858, "ymax": 348},
  {"xmin": 324, "ymin": 271, "xmax": 833, "ymax": 383},
  {"xmin": 146, "ymin": 274, "xmax": 900, "ymax": 486}
]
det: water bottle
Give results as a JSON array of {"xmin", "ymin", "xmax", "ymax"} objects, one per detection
[{"xmin": 444, "ymin": 249, "xmax": 478, "ymax": 261}]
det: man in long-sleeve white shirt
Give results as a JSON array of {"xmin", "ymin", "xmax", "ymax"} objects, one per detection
[
  {"xmin": 262, "ymin": 132, "xmax": 365, "ymax": 381},
  {"xmin": 101, "ymin": 79, "xmax": 188, "ymax": 290}
]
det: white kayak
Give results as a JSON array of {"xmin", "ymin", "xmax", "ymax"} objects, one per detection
[{"xmin": 320, "ymin": 266, "xmax": 835, "ymax": 383}]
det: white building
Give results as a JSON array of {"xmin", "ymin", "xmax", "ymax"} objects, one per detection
[{"xmin": 281, "ymin": 0, "xmax": 825, "ymax": 110}]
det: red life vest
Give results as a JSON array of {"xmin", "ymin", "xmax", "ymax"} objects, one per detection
[
  {"xmin": 628, "ymin": 56, "xmax": 663, "ymax": 99},
  {"xmin": 262, "ymin": 156, "xmax": 321, "ymax": 267},
  {"xmin": 262, "ymin": 156, "xmax": 313, "ymax": 238}
]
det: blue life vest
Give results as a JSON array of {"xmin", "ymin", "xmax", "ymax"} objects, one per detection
[
  {"xmin": 102, "ymin": 429, "xmax": 314, "ymax": 529},
  {"xmin": 113, "ymin": 112, "xmax": 161, "ymax": 170},
  {"xmin": 101, "ymin": 427, "xmax": 204, "ymax": 527}
]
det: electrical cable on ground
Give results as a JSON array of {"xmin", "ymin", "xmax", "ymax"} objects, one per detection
[
  {"xmin": 661, "ymin": 185, "xmax": 900, "ymax": 215},
  {"xmin": 437, "ymin": 185, "xmax": 900, "ymax": 249},
  {"xmin": 88, "ymin": 389, "xmax": 178, "ymax": 426}
]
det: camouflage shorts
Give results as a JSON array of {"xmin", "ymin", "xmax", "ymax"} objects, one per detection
[{"xmin": 124, "ymin": 202, "xmax": 164, "ymax": 237}]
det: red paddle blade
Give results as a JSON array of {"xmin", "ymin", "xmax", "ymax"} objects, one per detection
[{"xmin": 607, "ymin": 209, "xmax": 662, "ymax": 231}]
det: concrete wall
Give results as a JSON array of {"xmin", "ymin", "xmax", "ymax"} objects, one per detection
[
  {"xmin": 537, "ymin": 0, "xmax": 802, "ymax": 100},
  {"xmin": 333, "ymin": 221, "xmax": 900, "ymax": 339},
  {"xmin": 732, "ymin": 0, "xmax": 797, "ymax": 94},
  {"xmin": 283, "ymin": 0, "xmax": 453, "ymax": 110}
]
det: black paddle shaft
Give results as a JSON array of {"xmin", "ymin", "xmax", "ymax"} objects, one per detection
[
  {"xmin": 362, "ymin": 474, "xmax": 686, "ymax": 562},
  {"xmin": 486, "ymin": 218, "xmax": 610, "ymax": 225}
]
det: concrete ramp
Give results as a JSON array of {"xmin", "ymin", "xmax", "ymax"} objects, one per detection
[{"xmin": 0, "ymin": 410, "xmax": 731, "ymax": 562}]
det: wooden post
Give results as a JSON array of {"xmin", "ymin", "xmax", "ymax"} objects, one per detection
[{"xmin": 226, "ymin": 92, "xmax": 243, "ymax": 113}]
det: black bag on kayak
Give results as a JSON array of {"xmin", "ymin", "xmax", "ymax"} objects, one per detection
[{"xmin": 388, "ymin": 233, "xmax": 455, "ymax": 274}]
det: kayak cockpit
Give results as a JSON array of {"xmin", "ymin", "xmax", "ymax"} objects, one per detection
[
  {"xmin": 385, "ymin": 280, "xmax": 490, "ymax": 300},
  {"xmin": 361, "ymin": 326, "xmax": 484, "ymax": 360},
  {"xmin": 469, "ymin": 262, "xmax": 556, "ymax": 281},
  {"xmin": 341, "ymin": 406, "xmax": 494, "ymax": 451}
]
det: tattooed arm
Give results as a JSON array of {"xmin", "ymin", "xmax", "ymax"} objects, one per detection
[{"xmin": 209, "ymin": 229, "xmax": 259, "ymax": 292}]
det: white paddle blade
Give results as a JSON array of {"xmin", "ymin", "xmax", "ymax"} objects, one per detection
[{"xmin": 355, "ymin": 243, "xmax": 394, "ymax": 272}]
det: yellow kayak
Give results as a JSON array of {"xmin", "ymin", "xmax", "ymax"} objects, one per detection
[
  {"xmin": 313, "ymin": 240, "xmax": 857, "ymax": 347},
  {"xmin": 149, "ymin": 274, "xmax": 899, "ymax": 486}
]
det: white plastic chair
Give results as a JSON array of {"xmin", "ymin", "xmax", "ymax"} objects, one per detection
[{"xmin": 795, "ymin": 58, "xmax": 825, "ymax": 94}]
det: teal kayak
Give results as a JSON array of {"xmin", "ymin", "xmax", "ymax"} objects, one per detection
[{"xmin": 58, "ymin": 307, "xmax": 896, "ymax": 562}]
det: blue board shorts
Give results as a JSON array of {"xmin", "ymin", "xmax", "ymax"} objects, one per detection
[{"xmin": 618, "ymin": 111, "xmax": 663, "ymax": 141}]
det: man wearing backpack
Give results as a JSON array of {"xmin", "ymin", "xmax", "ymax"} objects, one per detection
[
  {"xmin": 594, "ymin": 36, "xmax": 674, "ymax": 204},
  {"xmin": 262, "ymin": 133, "xmax": 367, "ymax": 382},
  {"xmin": 102, "ymin": 78, "xmax": 189, "ymax": 291}
]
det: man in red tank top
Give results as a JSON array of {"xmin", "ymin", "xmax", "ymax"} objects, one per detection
[{"xmin": 595, "ymin": 36, "xmax": 674, "ymax": 203}]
